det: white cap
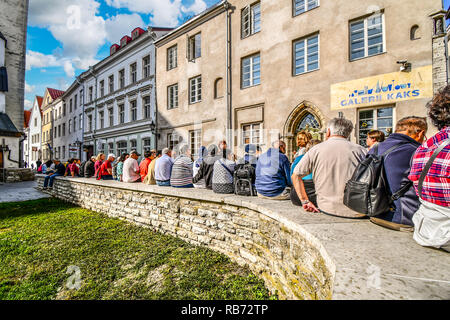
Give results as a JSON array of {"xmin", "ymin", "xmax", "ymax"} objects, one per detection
[{"xmin": 107, "ymin": 153, "xmax": 116, "ymax": 159}]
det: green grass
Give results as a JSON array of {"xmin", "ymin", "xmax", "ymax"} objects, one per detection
[{"xmin": 0, "ymin": 198, "xmax": 276, "ymax": 300}]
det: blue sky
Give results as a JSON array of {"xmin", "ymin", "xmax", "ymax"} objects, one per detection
[{"xmin": 25, "ymin": 0, "xmax": 221, "ymax": 109}]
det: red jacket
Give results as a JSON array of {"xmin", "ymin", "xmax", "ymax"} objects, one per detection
[{"xmin": 139, "ymin": 158, "xmax": 152, "ymax": 181}]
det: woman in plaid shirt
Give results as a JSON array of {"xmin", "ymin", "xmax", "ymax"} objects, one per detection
[{"xmin": 409, "ymin": 85, "xmax": 450, "ymax": 252}]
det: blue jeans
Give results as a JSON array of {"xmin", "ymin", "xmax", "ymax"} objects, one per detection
[
  {"xmin": 43, "ymin": 173, "xmax": 63, "ymax": 188},
  {"xmin": 101, "ymin": 175, "xmax": 114, "ymax": 180},
  {"xmin": 173, "ymin": 184, "xmax": 194, "ymax": 188},
  {"xmin": 156, "ymin": 180, "xmax": 171, "ymax": 187}
]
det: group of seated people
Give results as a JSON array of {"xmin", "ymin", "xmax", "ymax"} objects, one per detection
[{"xmin": 40, "ymin": 85, "xmax": 450, "ymax": 252}]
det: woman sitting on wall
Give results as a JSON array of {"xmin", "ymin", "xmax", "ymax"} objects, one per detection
[{"xmin": 94, "ymin": 153, "xmax": 105, "ymax": 179}]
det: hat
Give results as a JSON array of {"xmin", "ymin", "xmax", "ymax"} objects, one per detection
[
  {"xmin": 107, "ymin": 153, "xmax": 116, "ymax": 159},
  {"xmin": 130, "ymin": 150, "xmax": 141, "ymax": 156}
]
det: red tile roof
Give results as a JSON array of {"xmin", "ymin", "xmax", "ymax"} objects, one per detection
[
  {"xmin": 36, "ymin": 96, "xmax": 44, "ymax": 116},
  {"xmin": 47, "ymin": 88, "xmax": 65, "ymax": 100},
  {"xmin": 24, "ymin": 110, "xmax": 31, "ymax": 128}
]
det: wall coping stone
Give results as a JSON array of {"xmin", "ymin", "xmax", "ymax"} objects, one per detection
[{"xmin": 37, "ymin": 175, "xmax": 450, "ymax": 299}]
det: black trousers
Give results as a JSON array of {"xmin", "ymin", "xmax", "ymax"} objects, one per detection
[{"xmin": 290, "ymin": 180, "xmax": 317, "ymax": 207}]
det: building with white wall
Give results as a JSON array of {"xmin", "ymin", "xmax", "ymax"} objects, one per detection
[
  {"xmin": 24, "ymin": 95, "xmax": 43, "ymax": 168},
  {"xmin": 80, "ymin": 27, "xmax": 172, "ymax": 159}
]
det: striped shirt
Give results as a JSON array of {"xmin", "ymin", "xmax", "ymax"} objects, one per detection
[
  {"xmin": 170, "ymin": 155, "xmax": 193, "ymax": 187},
  {"xmin": 409, "ymin": 127, "xmax": 450, "ymax": 207}
]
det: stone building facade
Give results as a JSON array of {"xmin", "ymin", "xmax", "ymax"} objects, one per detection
[
  {"xmin": 0, "ymin": 0, "xmax": 29, "ymax": 169},
  {"xmin": 154, "ymin": 2, "xmax": 230, "ymax": 156},
  {"xmin": 155, "ymin": 0, "xmax": 444, "ymax": 159}
]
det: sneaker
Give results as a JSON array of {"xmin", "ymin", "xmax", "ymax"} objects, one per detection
[{"xmin": 370, "ymin": 217, "xmax": 414, "ymax": 232}]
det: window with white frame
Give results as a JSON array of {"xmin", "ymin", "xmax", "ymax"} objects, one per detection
[
  {"xmin": 74, "ymin": 94, "xmax": 77, "ymax": 109},
  {"xmin": 100, "ymin": 80, "xmax": 105, "ymax": 97},
  {"xmin": 167, "ymin": 133, "xmax": 178, "ymax": 150},
  {"xmin": 189, "ymin": 76, "xmax": 202, "ymax": 104},
  {"xmin": 293, "ymin": 33, "xmax": 319, "ymax": 75},
  {"xmin": 99, "ymin": 110, "xmax": 104, "ymax": 129},
  {"xmin": 167, "ymin": 45, "xmax": 177, "ymax": 70},
  {"xmin": 73, "ymin": 116, "xmax": 77, "ymax": 131},
  {"xmin": 109, "ymin": 75, "xmax": 114, "ymax": 93},
  {"xmin": 117, "ymin": 141, "xmax": 127, "ymax": 155},
  {"xmin": 108, "ymin": 107, "xmax": 114, "ymax": 126},
  {"xmin": 130, "ymin": 100, "xmax": 137, "ymax": 121},
  {"xmin": 168, "ymin": 84, "xmax": 178, "ymax": 109},
  {"xmin": 89, "ymin": 87, "xmax": 93, "ymax": 102},
  {"xmin": 130, "ymin": 139, "xmax": 137, "ymax": 150},
  {"xmin": 358, "ymin": 106, "xmax": 393, "ymax": 147},
  {"xmin": 350, "ymin": 13, "xmax": 385, "ymax": 61},
  {"xmin": 143, "ymin": 55, "xmax": 150, "ymax": 78},
  {"xmin": 187, "ymin": 33, "xmax": 201, "ymax": 61},
  {"xmin": 88, "ymin": 115, "xmax": 93, "ymax": 132},
  {"xmin": 190, "ymin": 130, "xmax": 201, "ymax": 158},
  {"xmin": 242, "ymin": 122, "xmax": 263, "ymax": 145},
  {"xmin": 108, "ymin": 142, "xmax": 114, "ymax": 154},
  {"xmin": 242, "ymin": 2, "xmax": 261, "ymax": 38},
  {"xmin": 143, "ymin": 96, "xmax": 151, "ymax": 119},
  {"xmin": 130, "ymin": 62, "xmax": 137, "ymax": 83},
  {"xmin": 142, "ymin": 138, "xmax": 151, "ymax": 152},
  {"xmin": 293, "ymin": 0, "xmax": 319, "ymax": 16},
  {"xmin": 119, "ymin": 104, "xmax": 125, "ymax": 124},
  {"xmin": 79, "ymin": 116, "xmax": 82, "ymax": 131},
  {"xmin": 119, "ymin": 69, "xmax": 125, "ymax": 89},
  {"xmin": 241, "ymin": 53, "xmax": 260, "ymax": 88}
]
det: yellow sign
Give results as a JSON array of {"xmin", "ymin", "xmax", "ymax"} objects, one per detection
[{"xmin": 330, "ymin": 65, "xmax": 433, "ymax": 110}]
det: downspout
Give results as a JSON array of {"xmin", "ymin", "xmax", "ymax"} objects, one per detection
[
  {"xmin": 153, "ymin": 34, "xmax": 158, "ymax": 151},
  {"xmin": 75, "ymin": 75, "xmax": 85, "ymax": 160},
  {"xmin": 19, "ymin": 133, "xmax": 26, "ymax": 167},
  {"xmin": 88, "ymin": 67, "xmax": 98, "ymax": 155},
  {"xmin": 225, "ymin": 0, "xmax": 233, "ymax": 151}
]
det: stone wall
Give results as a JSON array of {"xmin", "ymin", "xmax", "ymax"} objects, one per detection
[
  {"xmin": 36, "ymin": 175, "xmax": 335, "ymax": 300},
  {"xmin": 1, "ymin": 168, "xmax": 34, "ymax": 182}
]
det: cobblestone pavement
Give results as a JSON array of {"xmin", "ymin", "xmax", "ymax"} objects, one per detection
[{"xmin": 0, "ymin": 181, "xmax": 51, "ymax": 203}]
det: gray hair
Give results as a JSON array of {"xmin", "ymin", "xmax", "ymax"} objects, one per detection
[
  {"xmin": 177, "ymin": 144, "xmax": 189, "ymax": 155},
  {"xmin": 162, "ymin": 148, "xmax": 170, "ymax": 155},
  {"xmin": 327, "ymin": 117, "xmax": 354, "ymax": 138}
]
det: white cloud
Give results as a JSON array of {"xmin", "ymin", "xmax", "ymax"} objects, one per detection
[
  {"xmin": 104, "ymin": 13, "xmax": 146, "ymax": 44},
  {"xmin": 104, "ymin": 0, "xmax": 207, "ymax": 27},
  {"xmin": 26, "ymin": 50, "xmax": 76, "ymax": 78},
  {"xmin": 25, "ymin": 82, "xmax": 36, "ymax": 94},
  {"xmin": 182, "ymin": 0, "xmax": 208, "ymax": 15},
  {"xmin": 24, "ymin": 99, "xmax": 33, "ymax": 110}
]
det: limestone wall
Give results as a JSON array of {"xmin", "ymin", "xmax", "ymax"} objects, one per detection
[{"xmin": 36, "ymin": 175, "xmax": 335, "ymax": 300}]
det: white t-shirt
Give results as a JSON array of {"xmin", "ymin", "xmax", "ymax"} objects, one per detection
[{"xmin": 122, "ymin": 157, "xmax": 140, "ymax": 183}]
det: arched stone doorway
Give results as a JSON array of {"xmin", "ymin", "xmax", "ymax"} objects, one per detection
[{"xmin": 283, "ymin": 101, "xmax": 325, "ymax": 161}]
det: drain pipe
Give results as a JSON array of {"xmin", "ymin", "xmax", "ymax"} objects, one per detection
[
  {"xmin": 88, "ymin": 66, "xmax": 98, "ymax": 155},
  {"xmin": 75, "ymin": 75, "xmax": 85, "ymax": 161},
  {"xmin": 225, "ymin": 0, "xmax": 233, "ymax": 151}
]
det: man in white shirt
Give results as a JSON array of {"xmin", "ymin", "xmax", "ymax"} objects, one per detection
[{"xmin": 122, "ymin": 150, "xmax": 141, "ymax": 183}]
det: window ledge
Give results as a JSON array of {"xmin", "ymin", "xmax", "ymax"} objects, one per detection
[{"xmin": 350, "ymin": 51, "xmax": 387, "ymax": 62}]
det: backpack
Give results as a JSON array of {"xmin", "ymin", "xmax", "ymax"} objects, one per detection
[
  {"xmin": 79, "ymin": 161, "xmax": 86, "ymax": 177},
  {"xmin": 343, "ymin": 143, "xmax": 409, "ymax": 217},
  {"xmin": 234, "ymin": 162, "xmax": 256, "ymax": 196},
  {"xmin": 37, "ymin": 164, "xmax": 43, "ymax": 173}
]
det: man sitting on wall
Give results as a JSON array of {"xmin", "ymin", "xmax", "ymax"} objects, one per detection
[
  {"xmin": 292, "ymin": 117, "xmax": 367, "ymax": 218},
  {"xmin": 123, "ymin": 150, "xmax": 141, "ymax": 183},
  {"xmin": 43, "ymin": 159, "xmax": 66, "ymax": 190},
  {"xmin": 170, "ymin": 145, "xmax": 194, "ymax": 188},
  {"xmin": 369, "ymin": 116, "xmax": 427, "ymax": 231},
  {"xmin": 97, "ymin": 154, "xmax": 116, "ymax": 180},
  {"xmin": 84, "ymin": 156, "xmax": 96, "ymax": 178},
  {"xmin": 155, "ymin": 148, "xmax": 174, "ymax": 186},
  {"xmin": 255, "ymin": 140, "xmax": 292, "ymax": 200}
]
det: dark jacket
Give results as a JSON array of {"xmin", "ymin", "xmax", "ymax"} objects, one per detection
[
  {"xmin": 84, "ymin": 160, "xmax": 95, "ymax": 178},
  {"xmin": 193, "ymin": 145, "xmax": 220, "ymax": 190},
  {"xmin": 55, "ymin": 163, "xmax": 66, "ymax": 175},
  {"xmin": 368, "ymin": 133, "xmax": 421, "ymax": 225}
]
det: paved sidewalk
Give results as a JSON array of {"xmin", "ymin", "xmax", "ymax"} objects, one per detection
[{"xmin": 0, "ymin": 181, "xmax": 51, "ymax": 203}]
